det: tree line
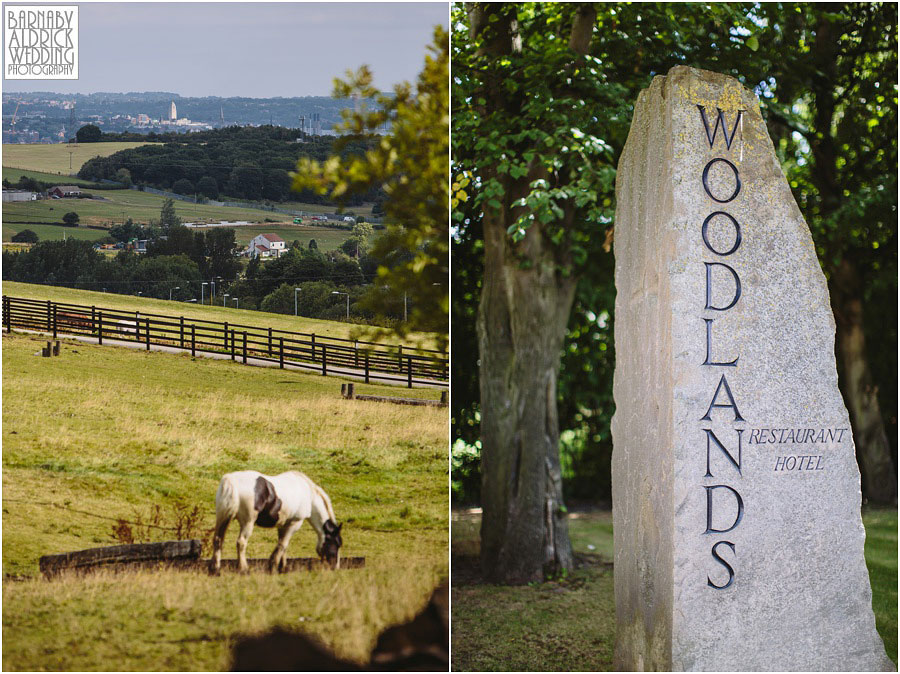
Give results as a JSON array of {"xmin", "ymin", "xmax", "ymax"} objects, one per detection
[{"xmin": 76, "ymin": 125, "xmax": 385, "ymax": 206}]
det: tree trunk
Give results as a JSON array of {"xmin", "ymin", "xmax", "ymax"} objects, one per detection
[
  {"xmin": 831, "ymin": 258, "xmax": 897, "ymax": 504},
  {"xmin": 477, "ymin": 191, "xmax": 576, "ymax": 584}
]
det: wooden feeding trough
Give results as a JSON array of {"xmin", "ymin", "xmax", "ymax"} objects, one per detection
[{"xmin": 39, "ymin": 541, "xmax": 365, "ymax": 578}]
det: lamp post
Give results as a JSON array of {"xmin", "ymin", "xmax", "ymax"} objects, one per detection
[
  {"xmin": 201, "ymin": 282, "xmax": 208, "ymax": 305},
  {"xmin": 331, "ymin": 291, "xmax": 349, "ymax": 319},
  {"xmin": 233, "ymin": 297, "xmax": 239, "ymax": 309},
  {"xmin": 169, "ymin": 286, "xmax": 180, "ymax": 301},
  {"xmin": 294, "ymin": 287, "xmax": 302, "ymax": 316},
  {"xmin": 223, "ymin": 293, "xmax": 229, "ymax": 307},
  {"xmin": 210, "ymin": 279, "xmax": 216, "ymax": 301}
]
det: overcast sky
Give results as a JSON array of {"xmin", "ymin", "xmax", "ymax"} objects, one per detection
[{"xmin": 2, "ymin": 2, "xmax": 447, "ymax": 97}]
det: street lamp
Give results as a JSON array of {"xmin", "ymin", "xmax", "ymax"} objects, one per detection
[
  {"xmin": 331, "ymin": 291, "xmax": 349, "ymax": 319},
  {"xmin": 169, "ymin": 286, "xmax": 180, "ymax": 301},
  {"xmin": 210, "ymin": 279, "xmax": 216, "ymax": 300},
  {"xmin": 294, "ymin": 287, "xmax": 302, "ymax": 316},
  {"xmin": 233, "ymin": 297, "xmax": 239, "ymax": 309},
  {"xmin": 223, "ymin": 293, "xmax": 229, "ymax": 307},
  {"xmin": 201, "ymin": 282, "xmax": 209, "ymax": 305}
]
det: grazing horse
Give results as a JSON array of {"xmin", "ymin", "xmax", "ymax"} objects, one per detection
[{"xmin": 208, "ymin": 470, "xmax": 343, "ymax": 574}]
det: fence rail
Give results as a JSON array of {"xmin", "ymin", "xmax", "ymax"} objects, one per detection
[{"xmin": 2, "ymin": 295, "xmax": 447, "ymax": 388}]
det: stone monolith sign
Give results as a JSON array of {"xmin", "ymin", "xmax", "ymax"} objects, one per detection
[{"xmin": 611, "ymin": 66, "xmax": 893, "ymax": 671}]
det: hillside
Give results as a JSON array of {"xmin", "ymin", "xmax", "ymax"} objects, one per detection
[
  {"xmin": 2, "ymin": 329, "xmax": 447, "ymax": 669},
  {"xmin": 2, "ymin": 141, "xmax": 157, "ymax": 174},
  {"xmin": 1, "ymin": 281, "xmax": 445, "ymax": 350}
]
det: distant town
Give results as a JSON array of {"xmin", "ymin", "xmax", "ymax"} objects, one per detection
[{"xmin": 1, "ymin": 91, "xmax": 389, "ymax": 143}]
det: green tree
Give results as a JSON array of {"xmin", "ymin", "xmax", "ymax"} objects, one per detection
[
  {"xmin": 75, "ymin": 124, "xmax": 102, "ymax": 143},
  {"xmin": 172, "ymin": 178, "xmax": 195, "ymax": 196},
  {"xmin": 11, "ymin": 229, "xmax": 38, "ymax": 243},
  {"xmin": 294, "ymin": 26, "xmax": 449, "ymax": 348},
  {"xmin": 197, "ymin": 176, "xmax": 219, "ymax": 200},
  {"xmin": 62, "ymin": 212, "xmax": 79, "ymax": 226},
  {"xmin": 115, "ymin": 168, "xmax": 132, "ymax": 188},
  {"xmin": 159, "ymin": 198, "xmax": 182, "ymax": 230},
  {"xmin": 308, "ymin": 239, "xmax": 318, "ymax": 250}
]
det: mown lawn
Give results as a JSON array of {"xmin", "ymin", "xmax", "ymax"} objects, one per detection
[
  {"xmin": 451, "ymin": 508, "xmax": 897, "ymax": 671},
  {"xmin": 2, "ymin": 222, "xmax": 109, "ymax": 243},
  {"xmin": 1, "ymin": 281, "xmax": 445, "ymax": 351},
  {"xmin": 2, "ymin": 331, "xmax": 448, "ymax": 670}
]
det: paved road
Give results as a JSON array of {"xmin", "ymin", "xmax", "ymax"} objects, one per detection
[{"xmin": 11, "ymin": 328, "xmax": 447, "ymax": 391}]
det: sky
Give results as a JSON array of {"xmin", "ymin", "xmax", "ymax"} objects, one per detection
[{"xmin": 2, "ymin": 1, "xmax": 447, "ymax": 97}]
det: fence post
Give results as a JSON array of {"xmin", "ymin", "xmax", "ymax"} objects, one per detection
[
  {"xmin": 441, "ymin": 390, "xmax": 448, "ymax": 405},
  {"xmin": 91, "ymin": 306, "xmax": 96, "ymax": 336},
  {"xmin": 180, "ymin": 317, "xmax": 184, "ymax": 350},
  {"xmin": 242, "ymin": 331, "xmax": 247, "ymax": 364},
  {"xmin": 98, "ymin": 311, "xmax": 103, "ymax": 345},
  {"xmin": 3, "ymin": 296, "xmax": 10, "ymax": 333},
  {"xmin": 311, "ymin": 333, "xmax": 316, "ymax": 359},
  {"xmin": 52, "ymin": 302, "xmax": 57, "ymax": 339},
  {"xmin": 321, "ymin": 345, "xmax": 327, "ymax": 376},
  {"xmin": 145, "ymin": 317, "xmax": 151, "ymax": 350},
  {"xmin": 365, "ymin": 352, "xmax": 369, "ymax": 384},
  {"xmin": 268, "ymin": 327, "xmax": 272, "ymax": 357},
  {"xmin": 407, "ymin": 356, "xmax": 412, "ymax": 388},
  {"xmin": 279, "ymin": 338, "xmax": 284, "ymax": 369},
  {"xmin": 46, "ymin": 300, "xmax": 51, "ymax": 333},
  {"xmin": 231, "ymin": 329, "xmax": 235, "ymax": 360},
  {"xmin": 191, "ymin": 325, "xmax": 196, "ymax": 357},
  {"xmin": 398, "ymin": 345, "xmax": 403, "ymax": 372},
  {"xmin": 224, "ymin": 322, "xmax": 229, "ymax": 353},
  {"xmin": 354, "ymin": 340, "xmax": 359, "ymax": 367}
]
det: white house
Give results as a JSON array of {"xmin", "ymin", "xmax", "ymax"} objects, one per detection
[{"xmin": 246, "ymin": 233, "xmax": 286, "ymax": 258}]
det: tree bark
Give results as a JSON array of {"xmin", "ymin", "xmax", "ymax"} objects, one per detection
[
  {"xmin": 477, "ymin": 178, "xmax": 577, "ymax": 583},
  {"xmin": 831, "ymin": 258, "xmax": 897, "ymax": 504}
]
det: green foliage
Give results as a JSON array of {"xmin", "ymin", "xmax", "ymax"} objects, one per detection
[
  {"xmin": 159, "ymin": 198, "xmax": 181, "ymax": 230},
  {"xmin": 452, "ymin": 3, "xmax": 897, "ymax": 501},
  {"xmin": 75, "ymin": 124, "xmax": 101, "ymax": 143},
  {"xmin": 10, "ymin": 229, "xmax": 38, "ymax": 244},
  {"xmin": 172, "ymin": 178, "xmax": 194, "ymax": 195},
  {"xmin": 196, "ymin": 175, "xmax": 218, "ymax": 200},
  {"xmin": 294, "ymin": 26, "xmax": 449, "ymax": 347},
  {"xmin": 61, "ymin": 212, "xmax": 79, "ymax": 226},
  {"xmin": 114, "ymin": 167, "xmax": 132, "ymax": 188}
]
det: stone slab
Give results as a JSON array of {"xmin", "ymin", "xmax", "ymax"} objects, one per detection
[{"xmin": 611, "ymin": 65, "xmax": 892, "ymax": 671}]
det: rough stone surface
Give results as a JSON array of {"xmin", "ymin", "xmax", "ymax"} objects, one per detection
[{"xmin": 611, "ymin": 66, "xmax": 893, "ymax": 672}]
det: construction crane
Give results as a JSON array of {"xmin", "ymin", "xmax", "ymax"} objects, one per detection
[{"xmin": 11, "ymin": 100, "xmax": 20, "ymax": 125}]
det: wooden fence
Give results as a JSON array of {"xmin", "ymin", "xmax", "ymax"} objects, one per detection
[{"xmin": 2, "ymin": 295, "xmax": 448, "ymax": 388}]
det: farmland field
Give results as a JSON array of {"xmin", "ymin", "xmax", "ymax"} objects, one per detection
[
  {"xmin": 2, "ymin": 222, "xmax": 109, "ymax": 243},
  {"xmin": 2, "ymin": 188, "xmax": 300, "ymax": 228},
  {"xmin": 2, "ymin": 166, "xmax": 108, "ymax": 187},
  {"xmin": 1, "ymin": 281, "xmax": 445, "ymax": 351},
  {"xmin": 2, "ymin": 142, "xmax": 158, "ymax": 174},
  {"xmin": 195, "ymin": 223, "xmax": 349, "ymax": 250},
  {"xmin": 2, "ymin": 328, "xmax": 448, "ymax": 670}
]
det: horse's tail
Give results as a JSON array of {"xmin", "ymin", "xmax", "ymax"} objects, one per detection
[{"xmin": 215, "ymin": 475, "xmax": 240, "ymax": 525}]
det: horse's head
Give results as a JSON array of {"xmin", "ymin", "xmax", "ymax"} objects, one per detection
[{"xmin": 318, "ymin": 519, "xmax": 343, "ymax": 569}]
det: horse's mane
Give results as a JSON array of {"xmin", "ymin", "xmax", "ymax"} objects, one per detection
[{"xmin": 291, "ymin": 471, "xmax": 337, "ymax": 523}]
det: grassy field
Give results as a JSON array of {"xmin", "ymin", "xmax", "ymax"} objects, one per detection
[
  {"xmin": 1, "ymin": 281, "xmax": 444, "ymax": 351},
  {"xmin": 2, "ymin": 188, "xmax": 301, "ymax": 228},
  {"xmin": 2, "ymin": 222, "xmax": 110, "ymax": 243},
  {"xmin": 2, "ymin": 142, "xmax": 157, "ymax": 174},
  {"xmin": 194, "ymin": 223, "xmax": 349, "ymax": 250},
  {"xmin": 2, "ymin": 166, "xmax": 109, "ymax": 187},
  {"xmin": 2, "ymin": 330, "xmax": 448, "ymax": 670},
  {"xmin": 451, "ymin": 509, "xmax": 898, "ymax": 671}
]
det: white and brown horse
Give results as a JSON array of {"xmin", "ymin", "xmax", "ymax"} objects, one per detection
[{"xmin": 208, "ymin": 470, "xmax": 343, "ymax": 574}]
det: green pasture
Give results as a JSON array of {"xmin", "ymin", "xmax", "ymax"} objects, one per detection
[
  {"xmin": 2, "ymin": 330, "xmax": 448, "ymax": 670},
  {"xmin": 2, "ymin": 142, "xmax": 158, "ymax": 174},
  {"xmin": 451, "ymin": 509, "xmax": 898, "ymax": 671},
  {"xmin": 194, "ymin": 223, "xmax": 349, "ymax": 250},
  {"xmin": 2, "ymin": 166, "xmax": 107, "ymax": 187},
  {"xmin": 0, "ymin": 281, "xmax": 445, "ymax": 351},
  {"xmin": 2, "ymin": 222, "xmax": 109, "ymax": 243},
  {"xmin": 2, "ymin": 188, "xmax": 297, "ymax": 228}
]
